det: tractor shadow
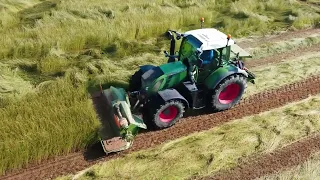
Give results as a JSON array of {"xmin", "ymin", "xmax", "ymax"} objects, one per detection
[
  {"xmin": 184, "ymin": 108, "xmax": 220, "ymax": 118},
  {"xmin": 83, "ymin": 88, "xmax": 220, "ymax": 161}
]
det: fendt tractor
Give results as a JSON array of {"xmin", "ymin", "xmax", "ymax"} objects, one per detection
[{"xmin": 97, "ymin": 21, "xmax": 256, "ymax": 154}]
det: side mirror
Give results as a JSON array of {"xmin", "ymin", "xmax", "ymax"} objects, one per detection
[
  {"xmin": 163, "ymin": 50, "xmax": 169, "ymax": 57},
  {"xmin": 167, "ymin": 31, "xmax": 173, "ymax": 39},
  {"xmin": 196, "ymin": 48, "xmax": 203, "ymax": 57},
  {"xmin": 196, "ymin": 48, "xmax": 204, "ymax": 67},
  {"xmin": 197, "ymin": 59, "xmax": 203, "ymax": 67}
]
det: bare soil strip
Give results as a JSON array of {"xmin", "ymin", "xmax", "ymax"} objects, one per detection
[
  {"xmin": 197, "ymin": 133, "xmax": 320, "ymax": 180},
  {"xmin": 237, "ymin": 28, "xmax": 320, "ymax": 49},
  {"xmin": 245, "ymin": 44, "xmax": 320, "ymax": 68},
  {"xmin": 1, "ymin": 75, "xmax": 320, "ymax": 180}
]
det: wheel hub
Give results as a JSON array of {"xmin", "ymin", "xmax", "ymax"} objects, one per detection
[
  {"xmin": 159, "ymin": 106, "xmax": 178, "ymax": 123},
  {"xmin": 218, "ymin": 83, "xmax": 241, "ymax": 104}
]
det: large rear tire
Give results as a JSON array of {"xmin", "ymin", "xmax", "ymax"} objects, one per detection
[
  {"xmin": 210, "ymin": 74, "xmax": 247, "ymax": 111},
  {"xmin": 128, "ymin": 69, "xmax": 142, "ymax": 92},
  {"xmin": 146, "ymin": 100, "xmax": 185, "ymax": 130}
]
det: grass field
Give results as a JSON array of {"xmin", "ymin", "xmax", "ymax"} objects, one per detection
[
  {"xmin": 244, "ymin": 53, "xmax": 320, "ymax": 98},
  {"xmin": 1, "ymin": 0, "xmax": 320, "ymax": 176},
  {"xmin": 58, "ymin": 94, "xmax": 320, "ymax": 180},
  {"xmin": 258, "ymin": 152, "xmax": 320, "ymax": 180},
  {"xmin": 248, "ymin": 33, "xmax": 320, "ymax": 59}
]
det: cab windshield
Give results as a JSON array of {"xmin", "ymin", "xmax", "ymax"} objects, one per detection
[{"xmin": 179, "ymin": 35, "xmax": 202, "ymax": 61}]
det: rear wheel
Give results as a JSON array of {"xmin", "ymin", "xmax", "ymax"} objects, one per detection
[
  {"xmin": 211, "ymin": 74, "xmax": 247, "ymax": 111},
  {"xmin": 146, "ymin": 100, "xmax": 185, "ymax": 129}
]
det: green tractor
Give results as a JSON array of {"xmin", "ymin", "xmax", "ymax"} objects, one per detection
[{"xmin": 98, "ymin": 28, "xmax": 256, "ymax": 154}]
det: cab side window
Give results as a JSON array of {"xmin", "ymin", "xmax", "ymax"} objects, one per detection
[{"xmin": 200, "ymin": 50, "xmax": 214, "ymax": 65}]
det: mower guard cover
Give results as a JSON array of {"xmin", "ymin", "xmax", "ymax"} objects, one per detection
[{"xmin": 99, "ymin": 86, "xmax": 147, "ymax": 154}]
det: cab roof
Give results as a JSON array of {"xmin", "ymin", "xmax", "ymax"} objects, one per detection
[{"xmin": 184, "ymin": 28, "xmax": 235, "ymax": 50}]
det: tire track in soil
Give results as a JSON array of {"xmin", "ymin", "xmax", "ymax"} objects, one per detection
[
  {"xmin": 298, "ymin": 0, "xmax": 320, "ymax": 8},
  {"xmin": 245, "ymin": 44, "xmax": 320, "ymax": 68},
  {"xmin": 197, "ymin": 133, "xmax": 320, "ymax": 180},
  {"xmin": 1, "ymin": 75, "xmax": 320, "ymax": 180},
  {"xmin": 236, "ymin": 27, "xmax": 320, "ymax": 49}
]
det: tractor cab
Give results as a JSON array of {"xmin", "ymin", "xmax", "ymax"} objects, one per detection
[{"xmin": 166, "ymin": 28, "xmax": 254, "ymax": 83}]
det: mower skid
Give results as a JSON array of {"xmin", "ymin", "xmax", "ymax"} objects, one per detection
[{"xmin": 101, "ymin": 137, "xmax": 132, "ymax": 154}]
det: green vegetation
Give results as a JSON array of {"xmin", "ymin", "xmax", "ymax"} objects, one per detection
[
  {"xmin": 258, "ymin": 152, "xmax": 320, "ymax": 180},
  {"xmin": 244, "ymin": 53, "xmax": 320, "ymax": 98},
  {"xmin": 1, "ymin": 0, "xmax": 320, "ymax": 175},
  {"xmin": 59, "ymin": 95, "xmax": 320, "ymax": 180},
  {"xmin": 0, "ymin": 77, "xmax": 100, "ymax": 174},
  {"xmin": 248, "ymin": 33, "xmax": 320, "ymax": 59}
]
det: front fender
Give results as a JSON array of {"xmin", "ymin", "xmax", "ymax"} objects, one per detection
[
  {"xmin": 157, "ymin": 89, "xmax": 189, "ymax": 108},
  {"xmin": 204, "ymin": 65, "xmax": 248, "ymax": 90}
]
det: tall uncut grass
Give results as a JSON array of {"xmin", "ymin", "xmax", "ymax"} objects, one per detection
[
  {"xmin": 0, "ymin": 0, "xmax": 319, "ymax": 175},
  {"xmin": 1, "ymin": 0, "xmax": 320, "ymax": 61},
  {"xmin": 0, "ymin": 77, "xmax": 100, "ymax": 174}
]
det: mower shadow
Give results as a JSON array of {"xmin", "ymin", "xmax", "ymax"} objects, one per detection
[
  {"xmin": 83, "ymin": 81, "xmax": 129, "ymax": 161},
  {"xmin": 83, "ymin": 89, "xmax": 121, "ymax": 161}
]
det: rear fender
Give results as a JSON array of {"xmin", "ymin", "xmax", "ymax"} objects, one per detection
[
  {"xmin": 204, "ymin": 65, "xmax": 248, "ymax": 90},
  {"xmin": 157, "ymin": 89, "xmax": 189, "ymax": 108}
]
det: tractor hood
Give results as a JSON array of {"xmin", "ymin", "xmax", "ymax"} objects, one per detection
[
  {"xmin": 141, "ymin": 61, "xmax": 187, "ymax": 93},
  {"xmin": 160, "ymin": 61, "xmax": 187, "ymax": 75}
]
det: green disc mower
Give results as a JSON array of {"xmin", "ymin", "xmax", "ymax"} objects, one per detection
[{"xmin": 97, "ymin": 26, "xmax": 256, "ymax": 154}]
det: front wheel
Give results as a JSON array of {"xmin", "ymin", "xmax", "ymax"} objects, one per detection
[
  {"xmin": 210, "ymin": 74, "xmax": 247, "ymax": 111},
  {"xmin": 145, "ymin": 100, "xmax": 185, "ymax": 130}
]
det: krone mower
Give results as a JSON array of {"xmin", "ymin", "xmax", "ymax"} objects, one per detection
[{"xmin": 98, "ymin": 27, "xmax": 256, "ymax": 154}]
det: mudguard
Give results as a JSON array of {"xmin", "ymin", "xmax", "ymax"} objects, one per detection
[
  {"xmin": 204, "ymin": 64, "xmax": 248, "ymax": 90},
  {"xmin": 157, "ymin": 89, "xmax": 189, "ymax": 108}
]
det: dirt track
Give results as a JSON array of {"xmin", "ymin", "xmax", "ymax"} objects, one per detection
[
  {"xmin": 197, "ymin": 133, "xmax": 320, "ymax": 180},
  {"xmin": 245, "ymin": 44, "xmax": 320, "ymax": 68},
  {"xmin": 237, "ymin": 27, "xmax": 320, "ymax": 49},
  {"xmin": 1, "ymin": 74, "xmax": 320, "ymax": 180}
]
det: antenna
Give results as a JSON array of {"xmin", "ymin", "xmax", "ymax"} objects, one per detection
[
  {"xmin": 226, "ymin": 34, "xmax": 231, "ymax": 46},
  {"xmin": 200, "ymin": 17, "xmax": 204, "ymax": 28}
]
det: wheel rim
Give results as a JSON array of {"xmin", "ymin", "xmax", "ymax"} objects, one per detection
[
  {"xmin": 218, "ymin": 83, "xmax": 241, "ymax": 104},
  {"xmin": 159, "ymin": 106, "xmax": 178, "ymax": 123}
]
